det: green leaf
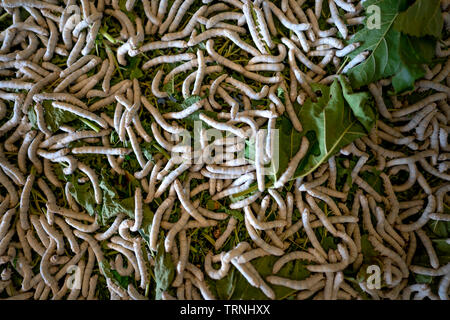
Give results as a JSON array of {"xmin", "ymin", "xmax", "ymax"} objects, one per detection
[
  {"xmin": 294, "ymin": 77, "xmax": 375, "ymax": 178},
  {"xmin": 321, "ymin": 235, "xmax": 337, "ymax": 252},
  {"xmin": 162, "ymin": 77, "xmax": 175, "ymax": 95},
  {"xmin": 123, "ymin": 56, "xmax": 143, "ymax": 80},
  {"xmin": 99, "ymin": 261, "xmax": 131, "ymax": 289},
  {"xmin": 339, "ymin": 76, "xmax": 376, "ymax": 132},
  {"xmin": 223, "ymin": 208, "xmax": 244, "ymax": 222},
  {"xmin": 347, "ymin": 0, "xmax": 438, "ymax": 92},
  {"xmin": 414, "ymin": 273, "xmax": 433, "ymax": 284},
  {"xmin": 27, "ymin": 108, "xmax": 38, "ymax": 130},
  {"xmin": 154, "ymin": 239, "xmax": 175, "ymax": 300},
  {"xmin": 181, "ymin": 95, "xmax": 202, "ymax": 109},
  {"xmin": 141, "ymin": 141, "xmax": 156, "ymax": 162},
  {"xmin": 394, "ymin": 0, "xmax": 443, "ymax": 38},
  {"xmin": 428, "ymin": 220, "xmax": 449, "ymax": 238},
  {"xmin": 98, "ymin": 172, "xmax": 152, "ymax": 227},
  {"xmin": 347, "ymin": 0, "xmax": 405, "ymax": 88},
  {"xmin": 43, "ymin": 100, "xmax": 77, "ymax": 133},
  {"xmin": 433, "ymin": 239, "xmax": 450, "ymax": 255},
  {"xmin": 68, "ymin": 179, "xmax": 97, "ymax": 217},
  {"xmin": 391, "ymin": 35, "xmax": 435, "ymax": 92}
]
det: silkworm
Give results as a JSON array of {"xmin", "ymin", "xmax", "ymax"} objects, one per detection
[
  {"xmin": 206, "ymin": 39, "xmax": 281, "ymax": 83},
  {"xmin": 244, "ymin": 212, "xmax": 284, "ymax": 256},
  {"xmin": 149, "ymin": 195, "xmax": 175, "ymax": 251},
  {"xmin": 274, "ymin": 136, "xmax": 309, "ymax": 189},
  {"xmin": 282, "ymin": 37, "xmax": 325, "ymax": 75},
  {"xmin": 244, "ymin": 206, "xmax": 286, "ymax": 230},
  {"xmin": 162, "ymin": 6, "xmax": 207, "ymax": 41},
  {"xmin": 415, "ymin": 228, "xmax": 439, "ymax": 269},
  {"xmin": 213, "ymin": 216, "xmax": 237, "ymax": 250},
  {"xmin": 266, "ymin": 1, "xmax": 310, "ymax": 33},
  {"xmin": 132, "ymin": 238, "xmax": 148, "ymax": 289},
  {"xmin": 199, "ymin": 112, "xmax": 246, "ymax": 139},
  {"xmin": 173, "ymin": 179, "xmax": 208, "ymax": 225},
  {"xmin": 168, "ymin": 0, "xmax": 195, "ymax": 32}
]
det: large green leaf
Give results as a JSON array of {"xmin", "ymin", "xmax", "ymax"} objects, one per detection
[
  {"xmin": 391, "ymin": 35, "xmax": 435, "ymax": 92},
  {"xmin": 154, "ymin": 239, "xmax": 175, "ymax": 300},
  {"xmin": 394, "ymin": 0, "xmax": 443, "ymax": 38},
  {"xmin": 347, "ymin": 0, "xmax": 440, "ymax": 92},
  {"xmin": 347, "ymin": 0, "xmax": 406, "ymax": 88},
  {"xmin": 294, "ymin": 77, "xmax": 374, "ymax": 177}
]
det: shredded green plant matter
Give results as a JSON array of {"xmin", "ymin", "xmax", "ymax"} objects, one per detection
[{"xmin": 0, "ymin": 0, "xmax": 449, "ymax": 301}]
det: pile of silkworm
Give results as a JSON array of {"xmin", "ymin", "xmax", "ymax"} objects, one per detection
[{"xmin": 0, "ymin": 0, "xmax": 449, "ymax": 300}]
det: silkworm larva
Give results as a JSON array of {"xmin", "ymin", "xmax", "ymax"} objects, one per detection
[
  {"xmin": 415, "ymin": 228, "xmax": 440, "ymax": 269},
  {"xmin": 199, "ymin": 112, "xmax": 246, "ymax": 139},
  {"xmin": 173, "ymin": 230, "xmax": 190, "ymax": 287},
  {"xmin": 162, "ymin": 6, "xmax": 207, "ymax": 41},
  {"xmin": 40, "ymin": 240, "xmax": 58, "ymax": 294},
  {"xmin": 267, "ymin": 273, "xmax": 324, "ymax": 290},
  {"xmin": 143, "ymin": 53, "xmax": 195, "ymax": 70},
  {"xmin": 206, "ymin": 39, "xmax": 281, "ymax": 83},
  {"xmin": 135, "ymin": 40, "xmax": 188, "ymax": 56},
  {"xmin": 266, "ymin": 1, "xmax": 310, "ymax": 33},
  {"xmin": 149, "ymin": 195, "xmax": 175, "ymax": 251},
  {"xmin": 244, "ymin": 206, "xmax": 286, "ymax": 230},
  {"xmin": 244, "ymin": 213, "xmax": 284, "ymax": 256},
  {"xmin": 165, "ymin": 206, "xmax": 190, "ymax": 252},
  {"xmin": 274, "ymin": 136, "xmax": 309, "ymax": 188},
  {"xmin": 213, "ymin": 216, "xmax": 237, "ymax": 251},
  {"xmin": 133, "ymin": 238, "xmax": 148, "ymax": 289},
  {"xmin": 328, "ymin": 0, "xmax": 348, "ymax": 39}
]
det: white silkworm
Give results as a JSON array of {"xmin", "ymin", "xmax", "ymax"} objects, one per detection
[
  {"xmin": 267, "ymin": 273, "xmax": 323, "ymax": 290},
  {"xmin": 244, "ymin": 212, "xmax": 284, "ymax": 256},
  {"xmin": 274, "ymin": 136, "xmax": 309, "ymax": 188},
  {"xmin": 302, "ymin": 208, "xmax": 327, "ymax": 259},
  {"xmin": 415, "ymin": 229, "xmax": 439, "ymax": 269},
  {"xmin": 243, "ymin": 1, "xmax": 267, "ymax": 54},
  {"xmin": 225, "ymin": 77, "xmax": 269, "ymax": 100},
  {"xmin": 244, "ymin": 206, "xmax": 286, "ymax": 230},
  {"xmin": 173, "ymin": 179, "xmax": 208, "ymax": 225},
  {"xmin": 149, "ymin": 195, "xmax": 175, "ymax": 251},
  {"xmin": 342, "ymin": 51, "xmax": 369, "ymax": 74},
  {"xmin": 368, "ymin": 235, "xmax": 409, "ymax": 277},
  {"xmin": 282, "ymin": 37, "xmax": 325, "ymax": 75},
  {"xmin": 133, "ymin": 238, "xmax": 148, "ymax": 289},
  {"xmin": 73, "ymin": 230, "xmax": 104, "ymax": 265},
  {"xmin": 206, "ymin": 39, "xmax": 281, "ymax": 83},
  {"xmin": 329, "ymin": 0, "xmax": 348, "ymax": 39},
  {"xmin": 133, "ymin": 40, "xmax": 187, "ymax": 57},
  {"xmin": 77, "ymin": 162, "xmax": 101, "ymax": 204},
  {"xmin": 214, "ymin": 217, "xmax": 237, "ymax": 250},
  {"xmin": 199, "ymin": 113, "xmax": 246, "ymax": 139},
  {"xmin": 143, "ymin": 53, "xmax": 195, "ymax": 70}
]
